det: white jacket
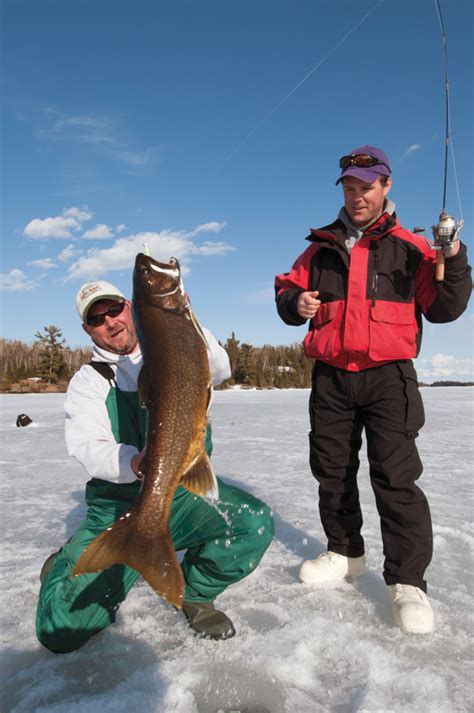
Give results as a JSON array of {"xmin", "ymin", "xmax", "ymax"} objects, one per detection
[{"xmin": 64, "ymin": 327, "xmax": 231, "ymax": 485}]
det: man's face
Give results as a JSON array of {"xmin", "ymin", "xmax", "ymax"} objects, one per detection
[
  {"xmin": 342, "ymin": 175, "xmax": 392, "ymax": 227},
  {"xmin": 82, "ymin": 299, "xmax": 138, "ymax": 355}
]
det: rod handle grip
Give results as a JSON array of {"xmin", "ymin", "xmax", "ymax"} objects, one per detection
[{"xmin": 435, "ymin": 251, "xmax": 445, "ymax": 281}]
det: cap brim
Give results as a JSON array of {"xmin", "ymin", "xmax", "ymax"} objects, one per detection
[{"xmin": 335, "ymin": 166, "xmax": 386, "ymax": 185}]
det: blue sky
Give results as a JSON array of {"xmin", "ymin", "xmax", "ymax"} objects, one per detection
[{"xmin": 1, "ymin": 0, "xmax": 472, "ymax": 381}]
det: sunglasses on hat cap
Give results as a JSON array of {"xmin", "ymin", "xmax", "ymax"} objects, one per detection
[{"xmin": 339, "ymin": 153, "xmax": 391, "ymax": 172}]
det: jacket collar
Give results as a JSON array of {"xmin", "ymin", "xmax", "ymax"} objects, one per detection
[{"xmin": 307, "ymin": 211, "xmax": 400, "ymax": 245}]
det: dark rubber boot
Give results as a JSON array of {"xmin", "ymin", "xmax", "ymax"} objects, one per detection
[
  {"xmin": 40, "ymin": 551, "xmax": 59, "ymax": 584},
  {"xmin": 39, "ymin": 537, "xmax": 72, "ymax": 584},
  {"xmin": 182, "ymin": 601, "xmax": 236, "ymax": 640}
]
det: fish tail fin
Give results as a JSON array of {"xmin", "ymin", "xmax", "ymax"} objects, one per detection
[
  {"xmin": 134, "ymin": 534, "xmax": 184, "ymax": 609},
  {"xmin": 182, "ymin": 453, "xmax": 219, "ymax": 500},
  {"xmin": 72, "ymin": 515, "xmax": 184, "ymax": 608}
]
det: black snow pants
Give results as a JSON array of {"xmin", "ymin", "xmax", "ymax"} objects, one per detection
[{"xmin": 309, "ymin": 360, "xmax": 433, "ymax": 591}]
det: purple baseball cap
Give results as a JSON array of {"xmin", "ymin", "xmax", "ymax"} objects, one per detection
[{"xmin": 335, "ymin": 145, "xmax": 391, "ymax": 185}]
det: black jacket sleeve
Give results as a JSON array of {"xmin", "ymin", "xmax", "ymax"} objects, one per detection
[
  {"xmin": 425, "ymin": 242, "xmax": 472, "ymax": 323},
  {"xmin": 275, "ymin": 286, "xmax": 307, "ymax": 326}
]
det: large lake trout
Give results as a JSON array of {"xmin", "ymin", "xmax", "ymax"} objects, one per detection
[{"xmin": 73, "ymin": 254, "xmax": 218, "ymax": 608}]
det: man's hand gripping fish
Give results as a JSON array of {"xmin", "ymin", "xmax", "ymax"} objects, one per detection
[{"xmin": 72, "ymin": 254, "xmax": 218, "ymax": 608}]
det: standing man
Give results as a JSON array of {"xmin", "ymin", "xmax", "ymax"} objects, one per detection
[
  {"xmin": 36, "ymin": 280, "xmax": 274, "ymax": 654},
  {"xmin": 275, "ymin": 145, "xmax": 471, "ymax": 634}
]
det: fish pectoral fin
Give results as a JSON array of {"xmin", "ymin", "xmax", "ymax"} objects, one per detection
[
  {"xmin": 137, "ymin": 366, "xmax": 150, "ymax": 408},
  {"xmin": 181, "ymin": 454, "xmax": 219, "ymax": 500}
]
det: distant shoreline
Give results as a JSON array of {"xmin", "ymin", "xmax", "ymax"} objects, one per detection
[{"xmin": 1, "ymin": 381, "xmax": 473, "ymax": 395}]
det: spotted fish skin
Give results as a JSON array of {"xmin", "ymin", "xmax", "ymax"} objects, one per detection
[{"xmin": 72, "ymin": 254, "xmax": 217, "ymax": 608}]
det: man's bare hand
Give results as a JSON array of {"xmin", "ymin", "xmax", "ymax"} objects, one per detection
[
  {"xmin": 131, "ymin": 449, "xmax": 145, "ymax": 479},
  {"xmin": 297, "ymin": 291, "xmax": 321, "ymax": 319},
  {"xmin": 447, "ymin": 240, "xmax": 461, "ymax": 257}
]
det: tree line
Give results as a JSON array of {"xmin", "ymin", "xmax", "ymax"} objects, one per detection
[
  {"xmin": 2, "ymin": 329, "xmax": 470, "ymax": 392},
  {"xmin": 0, "ymin": 328, "xmax": 313, "ymax": 390},
  {"xmin": 0, "ymin": 328, "xmax": 92, "ymax": 389},
  {"xmin": 219, "ymin": 332, "xmax": 313, "ymax": 389}
]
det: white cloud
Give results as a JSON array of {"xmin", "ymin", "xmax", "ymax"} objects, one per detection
[
  {"xmin": 83, "ymin": 224, "xmax": 114, "ymax": 240},
  {"xmin": 28, "ymin": 258, "xmax": 57, "ymax": 269},
  {"xmin": 63, "ymin": 207, "xmax": 93, "ymax": 222},
  {"xmin": 116, "ymin": 224, "xmax": 127, "ymax": 233},
  {"xmin": 0, "ymin": 269, "xmax": 38, "ymax": 291},
  {"xmin": 416, "ymin": 353, "xmax": 474, "ymax": 382},
  {"xmin": 39, "ymin": 111, "xmax": 161, "ymax": 169},
  {"xmin": 23, "ymin": 206, "xmax": 92, "ymax": 240},
  {"xmin": 189, "ymin": 221, "xmax": 227, "ymax": 238},
  {"xmin": 399, "ymin": 144, "xmax": 422, "ymax": 162},
  {"xmin": 65, "ymin": 223, "xmax": 234, "ymax": 281},
  {"xmin": 192, "ymin": 241, "xmax": 235, "ymax": 256},
  {"xmin": 24, "ymin": 216, "xmax": 79, "ymax": 240},
  {"xmin": 57, "ymin": 244, "xmax": 77, "ymax": 262},
  {"xmin": 40, "ymin": 114, "xmax": 115, "ymax": 146},
  {"xmin": 109, "ymin": 146, "xmax": 162, "ymax": 168}
]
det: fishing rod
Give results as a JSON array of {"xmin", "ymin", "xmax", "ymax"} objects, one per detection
[{"xmin": 431, "ymin": 0, "xmax": 463, "ymax": 281}]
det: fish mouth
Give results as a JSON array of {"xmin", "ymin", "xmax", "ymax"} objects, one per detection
[
  {"xmin": 136, "ymin": 253, "xmax": 180, "ymax": 276},
  {"xmin": 134, "ymin": 253, "xmax": 185, "ymax": 300}
]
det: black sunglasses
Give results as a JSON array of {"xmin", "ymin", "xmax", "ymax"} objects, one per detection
[
  {"xmin": 86, "ymin": 301, "xmax": 126, "ymax": 327},
  {"xmin": 339, "ymin": 153, "xmax": 391, "ymax": 172}
]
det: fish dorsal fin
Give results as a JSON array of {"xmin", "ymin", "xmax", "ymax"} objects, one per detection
[
  {"xmin": 188, "ymin": 309, "xmax": 209, "ymax": 349},
  {"xmin": 181, "ymin": 454, "xmax": 219, "ymax": 500}
]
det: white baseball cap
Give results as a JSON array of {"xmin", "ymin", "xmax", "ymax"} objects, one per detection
[{"xmin": 76, "ymin": 281, "xmax": 126, "ymax": 322}]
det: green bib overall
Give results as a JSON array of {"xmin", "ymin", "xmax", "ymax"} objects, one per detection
[{"xmin": 36, "ymin": 373, "xmax": 273, "ymax": 653}]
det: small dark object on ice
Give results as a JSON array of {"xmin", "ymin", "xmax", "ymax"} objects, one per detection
[{"xmin": 16, "ymin": 413, "xmax": 33, "ymax": 427}]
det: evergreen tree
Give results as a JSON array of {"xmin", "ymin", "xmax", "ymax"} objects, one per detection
[
  {"xmin": 224, "ymin": 333, "xmax": 240, "ymax": 378},
  {"xmin": 34, "ymin": 326, "xmax": 67, "ymax": 383},
  {"xmin": 239, "ymin": 343, "xmax": 256, "ymax": 386}
]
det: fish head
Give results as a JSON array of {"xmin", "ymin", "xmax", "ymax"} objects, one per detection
[{"xmin": 133, "ymin": 254, "xmax": 188, "ymax": 316}]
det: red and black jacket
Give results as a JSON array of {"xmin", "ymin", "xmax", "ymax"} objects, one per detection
[{"xmin": 275, "ymin": 212, "xmax": 471, "ymax": 371}]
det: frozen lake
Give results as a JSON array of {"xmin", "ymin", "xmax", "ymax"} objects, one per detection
[{"xmin": 0, "ymin": 387, "xmax": 472, "ymax": 713}]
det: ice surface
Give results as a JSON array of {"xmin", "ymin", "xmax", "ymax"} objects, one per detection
[{"xmin": 0, "ymin": 388, "xmax": 473, "ymax": 713}]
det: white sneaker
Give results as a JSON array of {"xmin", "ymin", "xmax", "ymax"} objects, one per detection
[
  {"xmin": 388, "ymin": 584, "xmax": 434, "ymax": 634},
  {"xmin": 299, "ymin": 551, "xmax": 366, "ymax": 584}
]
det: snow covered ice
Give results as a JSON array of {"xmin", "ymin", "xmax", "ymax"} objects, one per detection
[{"xmin": 1, "ymin": 388, "xmax": 472, "ymax": 713}]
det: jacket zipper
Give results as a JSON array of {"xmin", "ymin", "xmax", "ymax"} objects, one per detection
[{"xmin": 371, "ymin": 242, "xmax": 379, "ymax": 307}]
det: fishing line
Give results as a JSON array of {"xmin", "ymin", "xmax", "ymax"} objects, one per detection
[
  {"xmin": 433, "ymin": 0, "xmax": 463, "ymax": 220},
  {"xmin": 431, "ymin": 0, "xmax": 464, "ymax": 282},
  {"xmin": 224, "ymin": 0, "xmax": 387, "ymax": 162},
  {"xmin": 448, "ymin": 122, "xmax": 463, "ymax": 223}
]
